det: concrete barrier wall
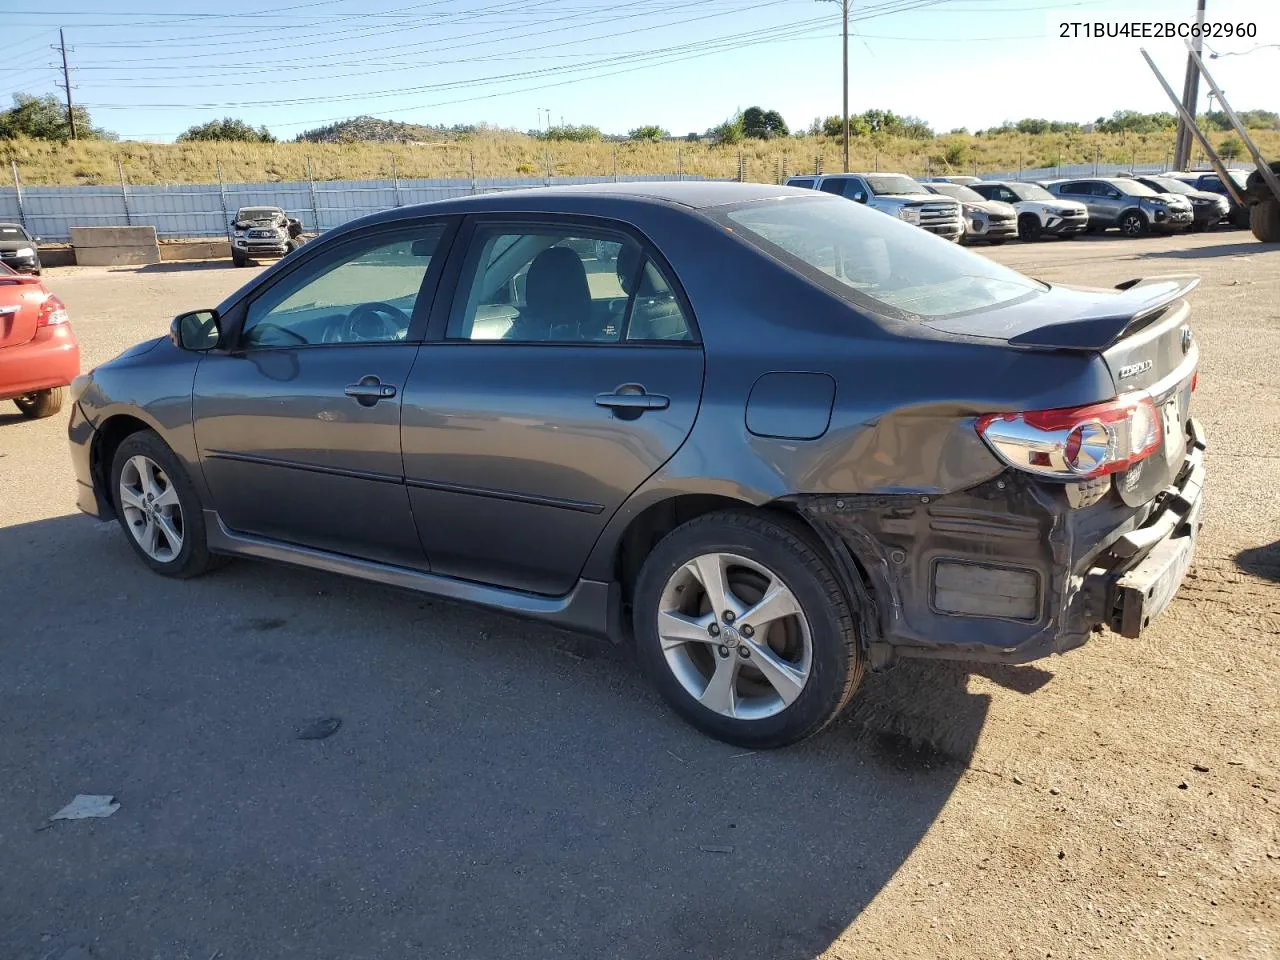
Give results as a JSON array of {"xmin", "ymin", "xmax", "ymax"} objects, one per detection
[{"xmin": 70, "ymin": 226, "xmax": 160, "ymax": 266}]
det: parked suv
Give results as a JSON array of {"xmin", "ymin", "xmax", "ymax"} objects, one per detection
[
  {"xmin": 1166, "ymin": 170, "xmax": 1252, "ymax": 228},
  {"xmin": 1046, "ymin": 177, "xmax": 1193, "ymax": 237},
  {"xmin": 785, "ymin": 173, "xmax": 963, "ymax": 241},
  {"xmin": 230, "ymin": 206, "xmax": 305, "ymax": 267},
  {"xmin": 922, "ymin": 181, "xmax": 1017, "ymax": 244},
  {"xmin": 1129, "ymin": 175, "xmax": 1229, "ymax": 231},
  {"xmin": 968, "ymin": 181, "xmax": 1089, "ymax": 241},
  {"xmin": 0, "ymin": 222, "xmax": 42, "ymax": 275}
]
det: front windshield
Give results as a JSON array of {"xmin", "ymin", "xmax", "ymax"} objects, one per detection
[
  {"xmin": 927, "ymin": 182, "xmax": 984, "ymax": 203},
  {"xmin": 1007, "ymin": 183, "xmax": 1054, "ymax": 201},
  {"xmin": 1226, "ymin": 170, "xmax": 1249, "ymax": 188},
  {"xmin": 1148, "ymin": 177, "xmax": 1193, "ymax": 195},
  {"xmin": 866, "ymin": 174, "xmax": 926, "ymax": 196},
  {"xmin": 0, "ymin": 224, "xmax": 29, "ymax": 239},
  {"xmin": 1110, "ymin": 178, "xmax": 1159, "ymax": 197},
  {"xmin": 722, "ymin": 195, "xmax": 1043, "ymax": 322},
  {"xmin": 237, "ymin": 207, "xmax": 281, "ymax": 221}
]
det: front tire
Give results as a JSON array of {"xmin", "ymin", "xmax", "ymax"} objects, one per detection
[
  {"xmin": 1120, "ymin": 211, "xmax": 1150, "ymax": 238},
  {"xmin": 110, "ymin": 430, "xmax": 219, "ymax": 578},
  {"xmin": 14, "ymin": 386, "xmax": 65, "ymax": 419},
  {"xmin": 633, "ymin": 511, "xmax": 866, "ymax": 748},
  {"xmin": 1017, "ymin": 214, "xmax": 1042, "ymax": 242},
  {"xmin": 1250, "ymin": 198, "xmax": 1280, "ymax": 243}
]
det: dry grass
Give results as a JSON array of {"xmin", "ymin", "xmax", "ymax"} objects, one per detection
[{"xmin": 3, "ymin": 129, "xmax": 1276, "ymax": 187}]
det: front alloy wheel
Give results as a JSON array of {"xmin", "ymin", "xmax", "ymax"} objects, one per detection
[
  {"xmin": 110, "ymin": 429, "xmax": 221, "ymax": 578},
  {"xmin": 1121, "ymin": 212, "xmax": 1149, "ymax": 237},
  {"xmin": 118, "ymin": 455, "xmax": 184, "ymax": 563}
]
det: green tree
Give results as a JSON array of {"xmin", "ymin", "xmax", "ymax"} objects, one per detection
[
  {"xmin": 627, "ymin": 124, "xmax": 669, "ymax": 141},
  {"xmin": 539, "ymin": 124, "xmax": 602, "ymax": 142},
  {"xmin": 0, "ymin": 92, "xmax": 116, "ymax": 141},
  {"xmin": 177, "ymin": 117, "xmax": 276, "ymax": 142},
  {"xmin": 740, "ymin": 106, "xmax": 788, "ymax": 139},
  {"xmin": 1218, "ymin": 135, "xmax": 1243, "ymax": 160},
  {"xmin": 762, "ymin": 109, "xmax": 789, "ymax": 138},
  {"xmin": 707, "ymin": 112, "xmax": 745, "ymax": 145}
]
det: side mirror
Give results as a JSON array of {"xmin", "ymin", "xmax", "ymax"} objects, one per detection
[
  {"xmin": 852, "ymin": 191, "xmax": 867, "ymax": 203},
  {"xmin": 170, "ymin": 310, "xmax": 221, "ymax": 352}
]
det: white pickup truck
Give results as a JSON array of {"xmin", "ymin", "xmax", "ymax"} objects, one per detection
[{"xmin": 785, "ymin": 172, "xmax": 964, "ymax": 241}]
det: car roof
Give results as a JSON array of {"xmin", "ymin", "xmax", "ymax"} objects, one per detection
[{"xmin": 348, "ymin": 181, "xmax": 806, "ymax": 227}]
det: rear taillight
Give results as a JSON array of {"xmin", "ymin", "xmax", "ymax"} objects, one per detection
[
  {"xmin": 976, "ymin": 394, "xmax": 1162, "ymax": 480},
  {"xmin": 37, "ymin": 295, "xmax": 69, "ymax": 327}
]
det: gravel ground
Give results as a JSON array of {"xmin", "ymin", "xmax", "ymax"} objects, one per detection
[{"xmin": 0, "ymin": 231, "xmax": 1276, "ymax": 960}]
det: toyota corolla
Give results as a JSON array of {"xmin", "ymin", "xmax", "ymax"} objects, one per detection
[{"xmin": 67, "ymin": 182, "xmax": 1204, "ymax": 747}]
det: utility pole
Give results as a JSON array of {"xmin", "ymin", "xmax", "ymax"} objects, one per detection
[
  {"xmin": 818, "ymin": 0, "xmax": 850, "ymax": 172},
  {"xmin": 55, "ymin": 28, "xmax": 77, "ymax": 140},
  {"xmin": 1173, "ymin": 0, "xmax": 1207, "ymax": 169}
]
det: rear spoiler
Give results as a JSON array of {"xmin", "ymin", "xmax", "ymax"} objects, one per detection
[{"xmin": 1008, "ymin": 275, "xmax": 1200, "ymax": 350}]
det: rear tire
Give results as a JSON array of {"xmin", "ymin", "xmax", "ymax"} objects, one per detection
[
  {"xmin": 1250, "ymin": 198, "xmax": 1280, "ymax": 243},
  {"xmin": 987, "ymin": 239, "xmax": 1006, "ymax": 246},
  {"xmin": 232, "ymin": 252, "xmax": 248, "ymax": 268},
  {"xmin": 14, "ymin": 386, "xmax": 65, "ymax": 419},
  {"xmin": 632, "ymin": 510, "xmax": 866, "ymax": 748},
  {"xmin": 110, "ymin": 429, "xmax": 221, "ymax": 579},
  {"xmin": 1017, "ymin": 214, "xmax": 1042, "ymax": 242}
]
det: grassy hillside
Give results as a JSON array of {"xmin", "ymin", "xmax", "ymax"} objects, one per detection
[{"xmin": 3, "ymin": 129, "xmax": 1274, "ymax": 187}]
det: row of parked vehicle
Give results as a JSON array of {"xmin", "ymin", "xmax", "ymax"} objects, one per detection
[{"xmin": 783, "ymin": 169, "xmax": 1251, "ymax": 243}]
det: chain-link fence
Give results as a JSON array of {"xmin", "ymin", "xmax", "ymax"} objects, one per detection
[{"xmin": 3, "ymin": 147, "xmax": 1252, "ymax": 243}]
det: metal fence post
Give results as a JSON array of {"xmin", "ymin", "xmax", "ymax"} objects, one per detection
[
  {"xmin": 116, "ymin": 159, "xmax": 132, "ymax": 226},
  {"xmin": 391, "ymin": 154, "xmax": 402, "ymax": 206},
  {"xmin": 1018, "ymin": 154, "xmax": 1023, "ymax": 180},
  {"xmin": 469, "ymin": 151, "xmax": 477, "ymax": 195},
  {"xmin": 1093, "ymin": 146, "xmax": 1100, "ymax": 175},
  {"xmin": 677, "ymin": 148, "xmax": 683, "ymax": 181},
  {"xmin": 1056, "ymin": 153, "xmax": 1062, "ymax": 178},
  {"xmin": 10, "ymin": 160, "xmax": 27, "ymax": 232},
  {"xmin": 737, "ymin": 151, "xmax": 744, "ymax": 183},
  {"xmin": 306, "ymin": 157, "xmax": 321, "ymax": 232},
  {"xmin": 215, "ymin": 159, "xmax": 231, "ymax": 242},
  {"xmin": 612, "ymin": 146, "xmax": 618, "ymax": 182},
  {"xmin": 874, "ymin": 152, "xmax": 879, "ymax": 172},
  {"xmin": 544, "ymin": 148, "xmax": 551, "ymax": 186},
  {"xmin": 814, "ymin": 153, "xmax": 821, "ymax": 175}
]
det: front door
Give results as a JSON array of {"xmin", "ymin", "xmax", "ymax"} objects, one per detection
[
  {"xmin": 193, "ymin": 221, "xmax": 453, "ymax": 567},
  {"xmin": 401, "ymin": 218, "xmax": 705, "ymax": 595}
]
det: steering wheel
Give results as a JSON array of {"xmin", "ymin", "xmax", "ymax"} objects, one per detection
[{"xmin": 338, "ymin": 301, "xmax": 411, "ymax": 343}]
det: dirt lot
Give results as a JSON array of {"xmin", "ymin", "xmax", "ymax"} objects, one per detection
[{"xmin": 1, "ymin": 232, "xmax": 1277, "ymax": 960}]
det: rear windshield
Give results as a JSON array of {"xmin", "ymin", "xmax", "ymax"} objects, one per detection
[
  {"xmin": 721, "ymin": 195, "xmax": 1043, "ymax": 322},
  {"xmin": 866, "ymin": 175, "xmax": 926, "ymax": 196}
]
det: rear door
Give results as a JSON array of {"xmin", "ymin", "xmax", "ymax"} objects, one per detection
[{"xmin": 400, "ymin": 215, "xmax": 704, "ymax": 596}]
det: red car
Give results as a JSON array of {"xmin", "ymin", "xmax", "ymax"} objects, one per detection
[{"xmin": 0, "ymin": 263, "xmax": 79, "ymax": 419}]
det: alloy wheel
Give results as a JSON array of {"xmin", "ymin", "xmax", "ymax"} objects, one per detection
[
  {"xmin": 118, "ymin": 454, "xmax": 184, "ymax": 562},
  {"xmin": 656, "ymin": 552, "xmax": 813, "ymax": 721}
]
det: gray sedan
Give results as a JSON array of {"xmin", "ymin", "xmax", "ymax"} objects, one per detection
[{"xmin": 67, "ymin": 182, "xmax": 1206, "ymax": 747}]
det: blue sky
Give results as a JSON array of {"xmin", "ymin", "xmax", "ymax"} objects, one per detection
[{"xmin": 1, "ymin": 0, "xmax": 1276, "ymax": 142}]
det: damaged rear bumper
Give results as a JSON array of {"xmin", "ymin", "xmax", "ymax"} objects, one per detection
[{"xmin": 795, "ymin": 419, "xmax": 1207, "ymax": 666}]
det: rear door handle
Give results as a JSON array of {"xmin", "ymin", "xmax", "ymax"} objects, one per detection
[
  {"xmin": 595, "ymin": 384, "xmax": 669, "ymax": 417},
  {"xmin": 345, "ymin": 375, "xmax": 397, "ymax": 407},
  {"xmin": 593, "ymin": 386, "xmax": 670, "ymax": 409}
]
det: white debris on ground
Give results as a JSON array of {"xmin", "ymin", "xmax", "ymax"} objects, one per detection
[{"xmin": 49, "ymin": 795, "xmax": 121, "ymax": 821}]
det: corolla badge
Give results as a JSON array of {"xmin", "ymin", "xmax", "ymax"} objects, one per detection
[{"xmin": 1117, "ymin": 359, "xmax": 1153, "ymax": 380}]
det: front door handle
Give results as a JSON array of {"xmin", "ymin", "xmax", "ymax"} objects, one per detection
[
  {"xmin": 595, "ymin": 384, "xmax": 670, "ymax": 419},
  {"xmin": 344, "ymin": 375, "xmax": 397, "ymax": 407}
]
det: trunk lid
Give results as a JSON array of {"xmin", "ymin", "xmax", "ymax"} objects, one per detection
[
  {"xmin": 927, "ymin": 275, "xmax": 1200, "ymax": 505},
  {"xmin": 0, "ymin": 272, "xmax": 45, "ymax": 349}
]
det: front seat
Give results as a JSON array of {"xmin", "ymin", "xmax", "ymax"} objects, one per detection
[{"xmin": 508, "ymin": 246, "xmax": 592, "ymax": 341}]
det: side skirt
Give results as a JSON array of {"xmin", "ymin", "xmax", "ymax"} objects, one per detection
[{"xmin": 202, "ymin": 511, "xmax": 624, "ymax": 642}]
